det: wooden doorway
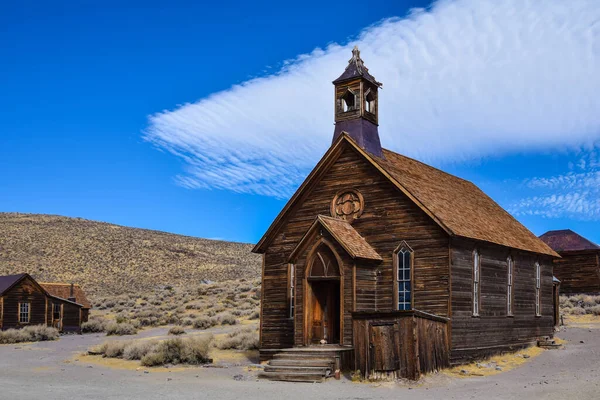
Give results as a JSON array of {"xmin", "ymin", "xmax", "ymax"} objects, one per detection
[
  {"xmin": 309, "ymin": 280, "xmax": 340, "ymax": 344},
  {"xmin": 304, "ymin": 242, "xmax": 342, "ymax": 345}
]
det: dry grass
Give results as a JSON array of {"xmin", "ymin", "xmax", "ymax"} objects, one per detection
[
  {"xmin": 89, "ymin": 279, "xmax": 260, "ymax": 334},
  {"xmin": 560, "ymin": 295, "xmax": 600, "ymax": 316},
  {"xmin": 90, "ymin": 335, "xmax": 213, "ymax": 367},
  {"xmin": 0, "ymin": 325, "xmax": 60, "ymax": 344},
  {"xmin": 444, "ymin": 345, "xmax": 545, "ymax": 378},
  {"xmin": 0, "ymin": 212, "xmax": 261, "ymax": 296},
  {"xmin": 216, "ymin": 327, "xmax": 259, "ymax": 350}
]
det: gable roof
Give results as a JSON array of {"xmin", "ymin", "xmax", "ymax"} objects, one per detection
[
  {"xmin": 0, "ymin": 273, "xmax": 27, "ymax": 296},
  {"xmin": 40, "ymin": 283, "xmax": 92, "ymax": 308},
  {"xmin": 539, "ymin": 229, "xmax": 600, "ymax": 253},
  {"xmin": 253, "ymin": 134, "xmax": 559, "ymax": 258},
  {"xmin": 290, "ymin": 215, "xmax": 382, "ymax": 262}
]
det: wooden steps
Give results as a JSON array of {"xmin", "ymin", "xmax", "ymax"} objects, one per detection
[{"xmin": 259, "ymin": 349, "xmax": 338, "ymax": 383}]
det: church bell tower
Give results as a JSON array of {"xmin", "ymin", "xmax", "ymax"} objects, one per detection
[{"xmin": 332, "ymin": 46, "xmax": 383, "ymax": 158}]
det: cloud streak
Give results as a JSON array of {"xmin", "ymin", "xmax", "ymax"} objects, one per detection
[
  {"xmin": 510, "ymin": 150, "xmax": 600, "ymax": 220},
  {"xmin": 146, "ymin": 0, "xmax": 600, "ymax": 198}
]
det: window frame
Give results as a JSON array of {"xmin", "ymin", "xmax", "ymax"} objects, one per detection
[
  {"xmin": 507, "ymin": 255, "xmax": 514, "ymax": 317},
  {"xmin": 535, "ymin": 261, "xmax": 541, "ymax": 317},
  {"xmin": 393, "ymin": 242, "xmax": 414, "ymax": 311},
  {"xmin": 288, "ymin": 263, "xmax": 295, "ymax": 319},
  {"xmin": 18, "ymin": 302, "xmax": 30, "ymax": 324},
  {"xmin": 472, "ymin": 249, "xmax": 481, "ymax": 317},
  {"xmin": 53, "ymin": 303, "xmax": 62, "ymax": 321}
]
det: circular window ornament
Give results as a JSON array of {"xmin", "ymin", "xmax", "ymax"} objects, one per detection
[{"xmin": 331, "ymin": 189, "xmax": 364, "ymax": 222}]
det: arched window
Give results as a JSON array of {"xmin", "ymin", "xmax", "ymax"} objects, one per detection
[
  {"xmin": 341, "ymin": 90, "xmax": 356, "ymax": 112},
  {"xmin": 394, "ymin": 243, "xmax": 413, "ymax": 311},
  {"xmin": 365, "ymin": 89, "xmax": 375, "ymax": 113},
  {"xmin": 309, "ymin": 244, "xmax": 340, "ymax": 278},
  {"xmin": 473, "ymin": 249, "xmax": 480, "ymax": 316}
]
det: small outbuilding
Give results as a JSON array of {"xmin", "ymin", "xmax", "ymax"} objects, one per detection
[
  {"xmin": 40, "ymin": 282, "xmax": 92, "ymax": 326},
  {"xmin": 540, "ymin": 229, "xmax": 600, "ymax": 295}
]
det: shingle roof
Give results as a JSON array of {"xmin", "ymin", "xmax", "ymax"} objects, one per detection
[
  {"xmin": 254, "ymin": 134, "xmax": 559, "ymax": 258},
  {"xmin": 539, "ymin": 229, "xmax": 600, "ymax": 253},
  {"xmin": 289, "ymin": 215, "xmax": 382, "ymax": 262},
  {"xmin": 373, "ymin": 149, "xmax": 559, "ymax": 258},
  {"xmin": 0, "ymin": 273, "xmax": 27, "ymax": 296},
  {"xmin": 40, "ymin": 283, "xmax": 92, "ymax": 308},
  {"xmin": 317, "ymin": 216, "xmax": 382, "ymax": 261}
]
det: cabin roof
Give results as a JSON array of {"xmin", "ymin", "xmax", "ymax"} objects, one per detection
[
  {"xmin": 253, "ymin": 134, "xmax": 559, "ymax": 258},
  {"xmin": 290, "ymin": 215, "xmax": 382, "ymax": 262},
  {"xmin": 0, "ymin": 273, "xmax": 27, "ymax": 296},
  {"xmin": 539, "ymin": 229, "xmax": 600, "ymax": 253},
  {"xmin": 40, "ymin": 283, "xmax": 92, "ymax": 308}
]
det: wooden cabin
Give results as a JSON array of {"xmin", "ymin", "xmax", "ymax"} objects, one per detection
[
  {"xmin": 0, "ymin": 274, "xmax": 49, "ymax": 330},
  {"xmin": 253, "ymin": 47, "xmax": 559, "ymax": 381},
  {"xmin": 540, "ymin": 229, "xmax": 600, "ymax": 295},
  {"xmin": 41, "ymin": 283, "xmax": 92, "ymax": 326},
  {"xmin": 0, "ymin": 273, "xmax": 86, "ymax": 333}
]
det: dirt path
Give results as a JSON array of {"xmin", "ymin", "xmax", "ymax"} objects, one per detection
[{"xmin": 0, "ymin": 324, "xmax": 599, "ymax": 399}]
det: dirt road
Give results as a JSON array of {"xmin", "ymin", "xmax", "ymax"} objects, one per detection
[{"xmin": 0, "ymin": 324, "xmax": 598, "ymax": 400}]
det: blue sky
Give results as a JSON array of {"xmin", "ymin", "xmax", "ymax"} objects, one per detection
[{"xmin": 1, "ymin": 0, "xmax": 600, "ymax": 245}]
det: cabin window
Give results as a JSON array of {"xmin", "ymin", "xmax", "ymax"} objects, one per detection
[
  {"xmin": 507, "ymin": 256, "xmax": 514, "ymax": 316},
  {"xmin": 53, "ymin": 303, "xmax": 61, "ymax": 320},
  {"xmin": 535, "ymin": 262, "xmax": 541, "ymax": 316},
  {"xmin": 473, "ymin": 249, "xmax": 480, "ymax": 316},
  {"xmin": 394, "ymin": 243, "xmax": 413, "ymax": 311},
  {"xmin": 288, "ymin": 263, "xmax": 295, "ymax": 319},
  {"xmin": 365, "ymin": 89, "xmax": 375, "ymax": 113},
  {"xmin": 19, "ymin": 302, "xmax": 30, "ymax": 323},
  {"xmin": 341, "ymin": 90, "xmax": 356, "ymax": 112}
]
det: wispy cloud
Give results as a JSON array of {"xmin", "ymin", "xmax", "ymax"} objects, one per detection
[
  {"xmin": 146, "ymin": 0, "xmax": 600, "ymax": 198},
  {"xmin": 510, "ymin": 150, "xmax": 600, "ymax": 220}
]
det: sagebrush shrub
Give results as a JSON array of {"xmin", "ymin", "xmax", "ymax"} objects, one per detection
[{"xmin": 105, "ymin": 322, "xmax": 137, "ymax": 336}]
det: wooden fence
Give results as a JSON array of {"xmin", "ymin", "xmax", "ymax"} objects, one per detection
[{"xmin": 352, "ymin": 310, "xmax": 450, "ymax": 380}]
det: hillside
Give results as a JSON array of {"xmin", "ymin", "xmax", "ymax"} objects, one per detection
[{"xmin": 0, "ymin": 213, "xmax": 261, "ymax": 296}]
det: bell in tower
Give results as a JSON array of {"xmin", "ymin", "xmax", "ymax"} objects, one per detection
[{"xmin": 332, "ymin": 46, "xmax": 383, "ymax": 158}]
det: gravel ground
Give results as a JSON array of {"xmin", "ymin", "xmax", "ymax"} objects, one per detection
[{"xmin": 0, "ymin": 324, "xmax": 598, "ymax": 400}]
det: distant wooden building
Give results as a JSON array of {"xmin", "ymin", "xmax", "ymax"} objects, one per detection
[
  {"xmin": 41, "ymin": 282, "xmax": 92, "ymax": 332},
  {"xmin": 0, "ymin": 273, "xmax": 88, "ymax": 333},
  {"xmin": 254, "ymin": 47, "xmax": 559, "ymax": 381},
  {"xmin": 540, "ymin": 229, "xmax": 600, "ymax": 295}
]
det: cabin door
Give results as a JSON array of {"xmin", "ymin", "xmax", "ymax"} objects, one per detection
[{"xmin": 309, "ymin": 280, "xmax": 340, "ymax": 344}]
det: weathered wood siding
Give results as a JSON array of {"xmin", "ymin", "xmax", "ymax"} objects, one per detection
[
  {"xmin": 352, "ymin": 311, "xmax": 449, "ymax": 380},
  {"xmin": 0, "ymin": 277, "xmax": 47, "ymax": 330},
  {"xmin": 450, "ymin": 238, "xmax": 555, "ymax": 364},
  {"xmin": 260, "ymin": 143, "xmax": 450, "ymax": 350},
  {"xmin": 553, "ymin": 251, "xmax": 600, "ymax": 294}
]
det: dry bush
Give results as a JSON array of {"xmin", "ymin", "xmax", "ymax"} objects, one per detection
[
  {"xmin": 82, "ymin": 316, "xmax": 108, "ymax": 333},
  {"xmin": 140, "ymin": 336, "xmax": 213, "ymax": 367},
  {"xmin": 589, "ymin": 305, "xmax": 600, "ymax": 316},
  {"xmin": 248, "ymin": 310, "xmax": 260, "ymax": 320},
  {"xmin": 0, "ymin": 325, "xmax": 59, "ymax": 344},
  {"xmin": 123, "ymin": 340, "xmax": 158, "ymax": 360},
  {"xmin": 216, "ymin": 327, "xmax": 259, "ymax": 350},
  {"xmin": 216, "ymin": 312, "xmax": 237, "ymax": 326},
  {"xmin": 193, "ymin": 316, "xmax": 218, "ymax": 330},
  {"xmin": 168, "ymin": 326, "xmax": 186, "ymax": 335},
  {"xmin": 106, "ymin": 322, "xmax": 138, "ymax": 336},
  {"xmin": 560, "ymin": 295, "xmax": 600, "ymax": 315}
]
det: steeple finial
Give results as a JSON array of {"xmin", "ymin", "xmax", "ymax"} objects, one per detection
[{"xmin": 349, "ymin": 46, "xmax": 364, "ymax": 74}]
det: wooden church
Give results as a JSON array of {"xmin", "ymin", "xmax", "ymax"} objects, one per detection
[{"xmin": 253, "ymin": 47, "xmax": 559, "ymax": 381}]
